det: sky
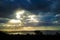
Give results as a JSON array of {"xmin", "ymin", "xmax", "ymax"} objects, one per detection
[{"xmin": 0, "ymin": 0, "xmax": 60, "ymax": 26}]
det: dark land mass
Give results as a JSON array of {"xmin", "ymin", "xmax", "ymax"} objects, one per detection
[{"xmin": 0, "ymin": 31, "xmax": 60, "ymax": 40}]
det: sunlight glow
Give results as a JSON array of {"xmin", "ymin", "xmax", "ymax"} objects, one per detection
[
  {"xmin": 8, "ymin": 19, "xmax": 21, "ymax": 23},
  {"xmin": 16, "ymin": 10, "xmax": 25, "ymax": 19},
  {"xmin": 27, "ymin": 15, "xmax": 39, "ymax": 23}
]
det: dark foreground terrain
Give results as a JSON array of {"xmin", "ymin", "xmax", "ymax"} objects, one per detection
[{"xmin": 0, "ymin": 31, "xmax": 60, "ymax": 40}]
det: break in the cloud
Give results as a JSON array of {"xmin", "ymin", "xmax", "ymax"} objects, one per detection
[{"xmin": 0, "ymin": 11, "xmax": 60, "ymax": 26}]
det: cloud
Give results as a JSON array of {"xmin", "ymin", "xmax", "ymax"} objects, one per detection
[
  {"xmin": 0, "ymin": 0, "xmax": 60, "ymax": 26},
  {"xmin": 0, "ymin": 18, "xmax": 10, "ymax": 23}
]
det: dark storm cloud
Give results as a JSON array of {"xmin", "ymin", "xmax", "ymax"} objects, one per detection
[
  {"xmin": 18, "ymin": 0, "xmax": 52, "ymax": 11},
  {"xmin": 0, "ymin": 18, "xmax": 9, "ymax": 23},
  {"xmin": 0, "ymin": 0, "xmax": 22, "ymax": 18},
  {"xmin": 0, "ymin": 0, "xmax": 59, "ymax": 14},
  {"xmin": 0, "ymin": 0, "xmax": 60, "ymax": 26}
]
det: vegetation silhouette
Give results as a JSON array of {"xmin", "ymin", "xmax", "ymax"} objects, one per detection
[{"xmin": 0, "ymin": 31, "xmax": 60, "ymax": 40}]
